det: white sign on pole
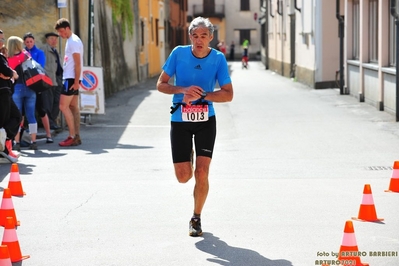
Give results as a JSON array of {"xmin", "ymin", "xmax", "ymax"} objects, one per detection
[
  {"xmin": 57, "ymin": 0, "xmax": 67, "ymax": 8},
  {"xmin": 79, "ymin": 66, "xmax": 105, "ymax": 115}
]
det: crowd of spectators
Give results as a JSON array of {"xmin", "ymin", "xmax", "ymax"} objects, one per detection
[{"xmin": 0, "ymin": 28, "xmax": 64, "ymax": 162}]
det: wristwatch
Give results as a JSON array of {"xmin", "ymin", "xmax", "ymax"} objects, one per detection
[{"xmin": 200, "ymin": 91, "xmax": 207, "ymax": 100}]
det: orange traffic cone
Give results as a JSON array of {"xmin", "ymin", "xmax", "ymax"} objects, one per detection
[
  {"xmin": 352, "ymin": 184, "xmax": 384, "ymax": 222},
  {"xmin": 385, "ymin": 161, "xmax": 399, "ymax": 193},
  {"xmin": 0, "ymin": 188, "xmax": 20, "ymax": 227},
  {"xmin": 1, "ymin": 217, "xmax": 29, "ymax": 262},
  {"xmin": 0, "ymin": 245, "xmax": 12, "ymax": 266},
  {"xmin": 7, "ymin": 164, "xmax": 25, "ymax": 196},
  {"xmin": 337, "ymin": 220, "xmax": 369, "ymax": 266}
]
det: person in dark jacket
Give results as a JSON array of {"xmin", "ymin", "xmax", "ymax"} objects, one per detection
[
  {"xmin": 0, "ymin": 39, "xmax": 22, "ymax": 162},
  {"xmin": 42, "ymin": 32, "xmax": 63, "ymax": 132}
]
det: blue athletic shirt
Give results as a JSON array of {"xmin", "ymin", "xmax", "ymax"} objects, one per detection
[{"xmin": 162, "ymin": 45, "xmax": 231, "ymax": 122}]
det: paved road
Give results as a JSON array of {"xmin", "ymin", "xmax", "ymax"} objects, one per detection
[{"xmin": 0, "ymin": 61, "xmax": 398, "ymax": 266}]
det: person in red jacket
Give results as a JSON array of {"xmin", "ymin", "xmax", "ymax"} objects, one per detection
[{"xmin": 7, "ymin": 36, "xmax": 38, "ymax": 151}]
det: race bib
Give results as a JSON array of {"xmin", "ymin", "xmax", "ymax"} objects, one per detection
[{"xmin": 181, "ymin": 105, "xmax": 209, "ymax": 122}]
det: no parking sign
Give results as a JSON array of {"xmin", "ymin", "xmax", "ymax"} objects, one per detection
[
  {"xmin": 81, "ymin": 70, "xmax": 98, "ymax": 91},
  {"xmin": 79, "ymin": 66, "xmax": 105, "ymax": 114}
]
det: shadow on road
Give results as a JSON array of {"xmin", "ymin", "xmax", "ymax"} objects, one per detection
[
  {"xmin": 196, "ymin": 233, "xmax": 293, "ymax": 266},
  {"xmin": 0, "ymin": 78, "xmax": 158, "ymax": 181}
]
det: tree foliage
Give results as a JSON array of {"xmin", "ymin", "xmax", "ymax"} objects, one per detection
[{"xmin": 106, "ymin": 0, "xmax": 134, "ymax": 39}]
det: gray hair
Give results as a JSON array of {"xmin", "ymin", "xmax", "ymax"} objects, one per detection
[{"xmin": 188, "ymin": 17, "xmax": 214, "ymax": 35}]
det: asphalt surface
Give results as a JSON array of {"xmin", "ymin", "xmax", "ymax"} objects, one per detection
[{"xmin": 0, "ymin": 61, "xmax": 398, "ymax": 266}]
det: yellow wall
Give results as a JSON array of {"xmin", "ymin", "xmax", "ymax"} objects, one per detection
[{"xmin": 139, "ymin": 0, "xmax": 163, "ymax": 77}]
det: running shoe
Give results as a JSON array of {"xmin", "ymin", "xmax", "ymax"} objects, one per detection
[
  {"xmin": 74, "ymin": 134, "xmax": 82, "ymax": 145},
  {"xmin": 59, "ymin": 136, "xmax": 77, "ymax": 147},
  {"xmin": 29, "ymin": 142, "xmax": 38, "ymax": 150},
  {"xmin": 5, "ymin": 140, "xmax": 20, "ymax": 158},
  {"xmin": 13, "ymin": 143, "xmax": 21, "ymax": 151},
  {"xmin": 46, "ymin": 137, "xmax": 54, "ymax": 143},
  {"xmin": 0, "ymin": 151, "xmax": 18, "ymax": 163},
  {"xmin": 189, "ymin": 217, "xmax": 203, "ymax": 237}
]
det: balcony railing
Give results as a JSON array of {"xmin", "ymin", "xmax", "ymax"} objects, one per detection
[{"xmin": 193, "ymin": 4, "xmax": 225, "ymax": 18}]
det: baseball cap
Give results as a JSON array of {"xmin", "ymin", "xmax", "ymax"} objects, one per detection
[{"xmin": 45, "ymin": 32, "xmax": 59, "ymax": 38}]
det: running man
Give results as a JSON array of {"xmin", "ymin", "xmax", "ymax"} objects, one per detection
[{"xmin": 157, "ymin": 17, "xmax": 234, "ymax": 237}]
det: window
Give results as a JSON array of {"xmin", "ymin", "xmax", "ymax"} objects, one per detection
[
  {"xmin": 155, "ymin": 18, "xmax": 159, "ymax": 46},
  {"xmin": 141, "ymin": 20, "xmax": 145, "ymax": 48},
  {"xmin": 241, "ymin": 0, "xmax": 250, "ymax": 11},
  {"xmin": 352, "ymin": 0, "xmax": 360, "ymax": 60},
  {"xmin": 261, "ymin": 23, "xmax": 266, "ymax": 47},
  {"xmin": 240, "ymin": 29, "xmax": 250, "ymax": 45},
  {"xmin": 390, "ymin": 13, "xmax": 397, "ymax": 67},
  {"xmin": 151, "ymin": 17, "xmax": 154, "ymax": 42},
  {"xmin": 369, "ymin": 0, "xmax": 378, "ymax": 63}
]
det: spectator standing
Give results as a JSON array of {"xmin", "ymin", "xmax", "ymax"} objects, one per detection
[
  {"xmin": 217, "ymin": 40, "xmax": 226, "ymax": 56},
  {"xmin": 7, "ymin": 36, "xmax": 38, "ymax": 150},
  {"xmin": 23, "ymin": 32, "xmax": 53, "ymax": 144},
  {"xmin": 55, "ymin": 18, "xmax": 84, "ymax": 147},
  {"xmin": 42, "ymin": 32, "xmax": 63, "ymax": 132},
  {"xmin": 229, "ymin": 41, "xmax": 235, "ymax": 61},
  {"xmin": 0, "ymin": 31, "xmax": 22, "ymax": 161}
]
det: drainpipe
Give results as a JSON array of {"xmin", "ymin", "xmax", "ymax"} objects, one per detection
[
  {"xmin": 277, "ymin": 0, "xmax": 283, "ymax": 76},
  {"xmin": 391, "ymin": 0, "xmax": 399, "ymax": 121},
  {"xmin": 336, "ymin": 0, "xmax": 345, "ymax": 95},
  {"xmin": 294, "ymin": 0, "xmax": 301, "ymax": 12},
  {"xmin": 277, "ymin": 0, "xmax": 282, "ymax": 16},
  {"xmin": 269, "ymin": 0, "xmax": 274, "ymax": 18},
  {"xmin": 87, "ymin": 0, "xmax": 93, "ymax": 66},
  {"xmin": 265, "ymin": 0, "xmax": 269, "ymax": 69}
]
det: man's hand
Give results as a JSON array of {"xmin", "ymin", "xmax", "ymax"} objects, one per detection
[
  {"xmin": 72, "ymin": 81, "xmax": 80, "ymax": 91},
  {"xmin": 183, "ymin": 85, "xmax": 203, "ymax": 105}
]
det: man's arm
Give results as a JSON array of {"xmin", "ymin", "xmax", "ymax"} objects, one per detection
[
  {"xmin": 72, "ymin": 52, "xmax": 81, "ymax": 90},
  {"xmin": 157, "ymin": 71, "xmax": 206, "ymax": 105},
  {"xmin": 202, "ymin": 83, "xmax": 233, "ymax": 103},
  {"xmin": 157, "ymin": 71, "xmax": 185, "ymax": 95}
]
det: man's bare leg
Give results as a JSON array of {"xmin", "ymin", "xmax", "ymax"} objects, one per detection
[
  {"xmin": 59, "ymin": 95, "xmax": 75, "ymax": 137},
  {"xmin": 70, "ymin": 95, "xmax": 80, "ymax": 136},
  {"xmin": 193, "ymin": 156, "xmax": 211, "ymax": 215}
]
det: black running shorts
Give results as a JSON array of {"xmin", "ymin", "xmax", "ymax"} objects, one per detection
[
  {"xmin": 62, "ymin": 79, "xmax": 80, "ymax": 96},
  {"xmin": 170, "ymin": 116, "xmax": 216, "ymax": 163}
]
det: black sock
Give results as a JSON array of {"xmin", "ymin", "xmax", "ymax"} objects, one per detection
[{"xmin": 192, "ymin": 213, "xmax": 201, "ymax": 219}]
